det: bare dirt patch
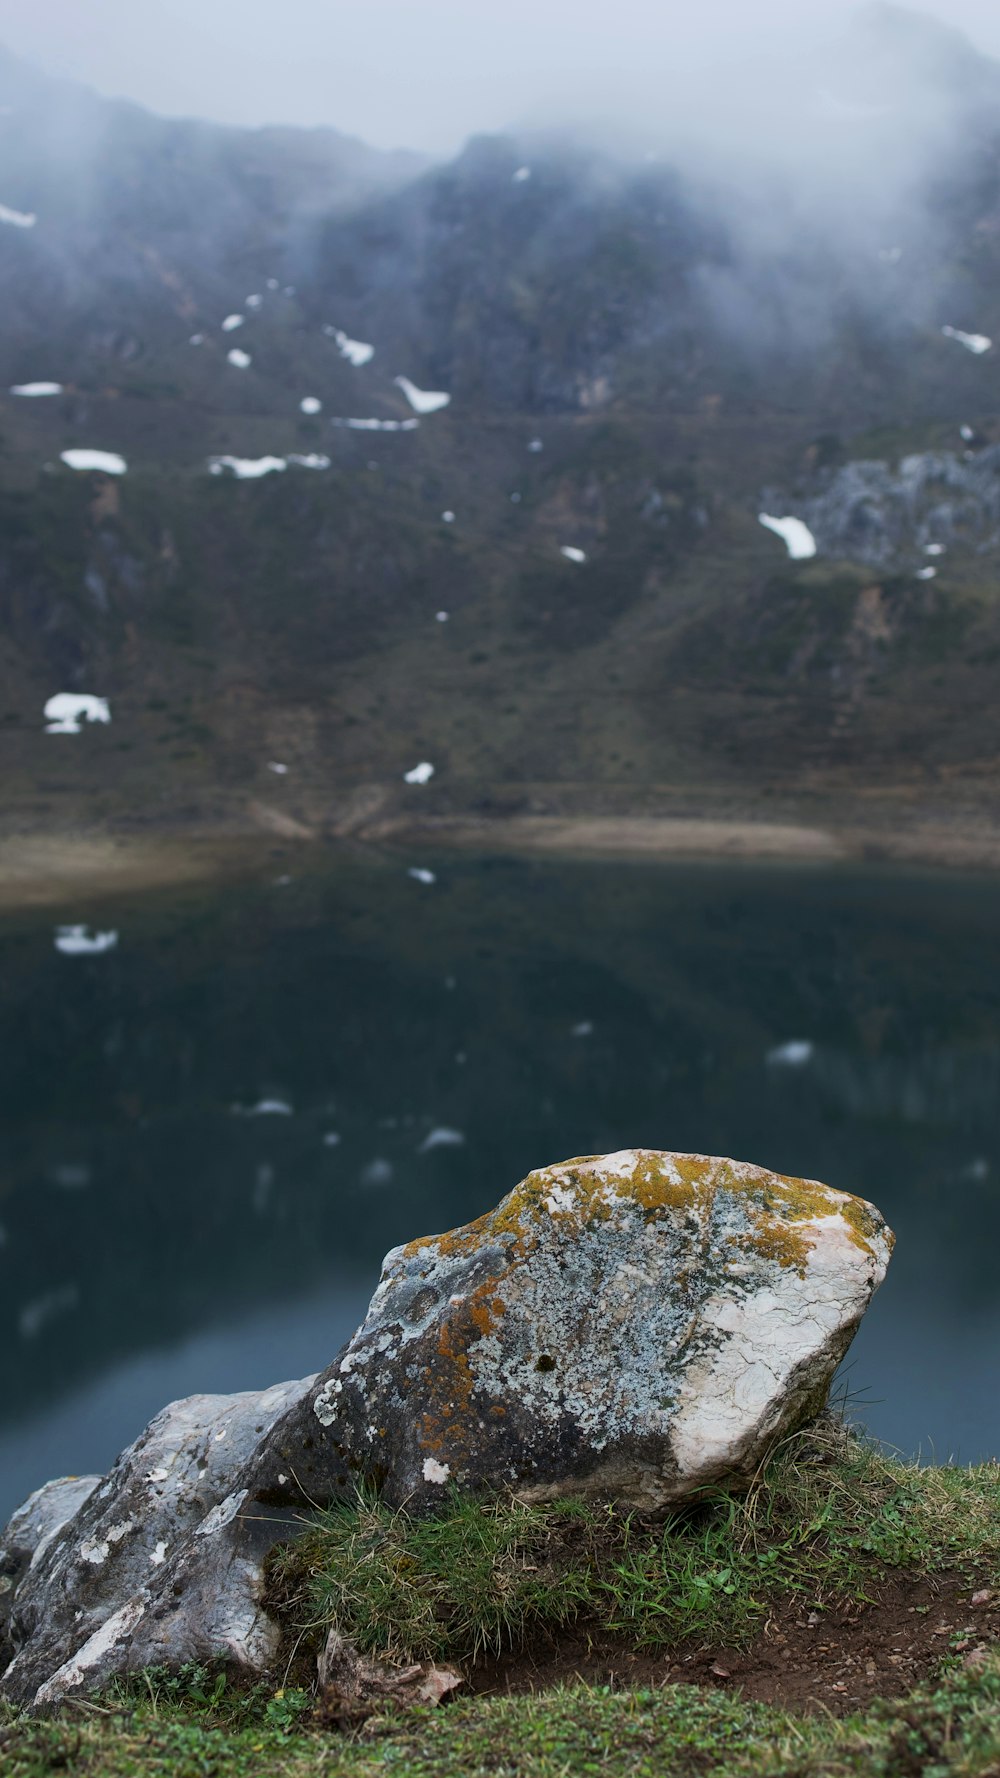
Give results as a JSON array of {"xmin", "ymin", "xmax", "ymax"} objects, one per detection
[{"xmin": 471, "ymin": 1572, "xmax": 1000, "ymax": 1716}]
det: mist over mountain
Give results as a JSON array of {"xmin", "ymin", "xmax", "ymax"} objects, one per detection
[{"xmin": 3, "ymin": 3, "xmax": 1000, "ymax": 844}]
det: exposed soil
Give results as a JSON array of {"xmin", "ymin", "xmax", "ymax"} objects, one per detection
[{"xmin": 469, "ymin": 1572, "xmax": 1000, "ymax": 1716}]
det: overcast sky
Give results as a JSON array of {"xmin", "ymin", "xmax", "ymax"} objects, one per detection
[{"xmin": 1, "ymin": 0, "xmax": 999, "ymax": 153}]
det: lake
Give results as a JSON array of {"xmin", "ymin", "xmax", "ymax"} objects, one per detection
[{"xmin": 1, "ymin": 849, "xmax": 998, "ymax": 1522}]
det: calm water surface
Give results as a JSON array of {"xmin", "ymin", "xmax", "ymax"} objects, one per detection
[{"xmin": 1, "ymin": 851, "xmax": 998, "ymax": 1521}]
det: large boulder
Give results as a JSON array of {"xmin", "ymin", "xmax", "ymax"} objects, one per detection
[
  {"xmin": 0, "ymin": 1151, "xmax": 892, "ymax": 1710},
  {"xmin": 254, "ymin": 1149, "xmax": 893, "ymax": 1512}
]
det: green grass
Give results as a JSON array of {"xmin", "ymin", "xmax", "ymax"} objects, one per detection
[
  {"xmin": 4, "ymin": 1428, "xmax": 1000, "ymax": 1777},
  {"xmin": 4, "ymin": 1655, "xmax": 1000, "ymax": 1777},
  {"xmin": 266, "ymin": 1422, "xmax": 1000, "ymax": 1667}
]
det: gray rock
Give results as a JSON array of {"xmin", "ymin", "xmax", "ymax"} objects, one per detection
[
  {"xmin": 253, "ymin": 1149, "xmax": 893, "ymax": 1515},
  {"xmin": 1, "ymin": 1378, "xmax": 313, "ymax": 1709},
  {"xmin": 0, "ymin": 1476, "xmax": 101, "ymax": 1673},
  {"xmin": 766, "ymin": 445, "xmax": 1000, "ymax": 570},
  {"xmin": 1, "ymin": 1150, "xmax": 893, "ymax": 1711}
]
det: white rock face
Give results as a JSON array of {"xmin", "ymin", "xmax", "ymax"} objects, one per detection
[
  {"xmin": 44, "ymin": 693, "xmax": 110, "ymax": 733},
  {"xmin": 332, "ymin": 416, "xmax": 419, "ymax": 432},
  {"xmin": 324, "ymin": 326, "xmax": 375, "ymax": 367},
  {"xmin": 208, "ymin": 455, "xmax": 286, "ymax": 479},
  {"xmin": 0, "ymin": 1379, "xmax": 314, "ymax": 1708},
  {"xmin": 758, "ymin": 514, "xmax": 817, "ymax": 558},
  {"xmin": 59, "ymin": 451, "xmax": 126, "ymax": 475},
  {"xmin": 394, "ymin": 376, "xmax": 451, "ymax": 415}
]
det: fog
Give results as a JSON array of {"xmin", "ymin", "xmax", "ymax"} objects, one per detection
[{"xmin": 1, "ymin": 0, "xmax": 1000, "ymax": 155}]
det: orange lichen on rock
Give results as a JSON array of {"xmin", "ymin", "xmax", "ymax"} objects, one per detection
[{"xmin": 404, "ymin": 1150, "xmax": 890, "ymax": 1278}]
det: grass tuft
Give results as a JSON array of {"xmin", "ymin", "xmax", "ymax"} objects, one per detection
[{"xmin": 266, "ymin": 1422, "xmax": 1000, "ymax": 1667}]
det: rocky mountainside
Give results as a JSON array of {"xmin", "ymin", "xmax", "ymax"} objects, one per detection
[{"xmin": 4, "ymin": 5, "xmax": 1000, "ymax": 843}]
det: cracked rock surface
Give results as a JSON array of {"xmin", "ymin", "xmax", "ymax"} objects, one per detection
[{"xmin": 0, "ymin": 1150, "xmax": 892, "ymax": 1710}]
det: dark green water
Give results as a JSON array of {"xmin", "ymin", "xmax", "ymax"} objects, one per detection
[{"xmin": 1, "ymin": 850, "xmax": 998, "ymax": 1522}]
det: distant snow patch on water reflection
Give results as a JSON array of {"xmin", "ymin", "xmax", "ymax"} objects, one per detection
[
  {"xmin": 758, "ymin": 514, "xmax": 817, "ymax": 559},
  {"xmin": 19, "ymin": 1285, "xmax": 80, "ymax": 1340},
  {"xmin": 322, "ymin": 1131, "xmax": 341, "ymax": 1148},
  {"xmin": 560, "ymin": 546, "xmax": 587, "ymax": 563},
  {"xmin": 418, "ymin": 1126, "xmax": 465, "ymax": 1153},
  {"xmin": 299, "ymin": 396, "xmax": 322, "ymax": 414},
  {"xmin": 54, "ymin": 926, "xmax": 118, "ymax": 956},
  {"xmin": 404, "ymin": 761, "xmax": 435, "ymax": 784},
  {"xmin": 267, "ymin": 761, "xmax": 288, "ymax": 775},
  {"xmin": 942, "ymin": 325, "xmax": 992, "ymax": 355},
  {"xmin": 226, "ymin": 348, "xmax": 252, "ymax": 369},
  {"xmin": 408, "ymin": 867, "xmax": 436, "ymax": 885},
  {"xmin": 48, "ymin": 1163, "xmax": 92, "ymax": 1190},
  {"xmin": 0, "ymin": 202, "xmax": 36, "ymax": 228},
  {"xmin": 767, "ymin": 1040, "xmax": 815, "ymax": 1067},
  {"xmin": 232, "ymin": 1098, "xmax": 293, "ymax": 1117},
  {"xmin": 361, "ymin": 1157, "xmax": 394, "ymax": 1187},
  {"xmin": 394, "ymin": 376, "xmax": 451, "ymax": 415},
  {"xmin": 44, "ymin": 693, "xmax": 110, "ymax": 733},
  {"xmin": 571, "ymin": 1021, "xmax": 594, "ymax": 1038}
]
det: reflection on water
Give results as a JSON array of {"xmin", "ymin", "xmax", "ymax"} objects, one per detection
[{"xmin": 1, "ymin": 851, "xmax": 998, "ymax": 1519}]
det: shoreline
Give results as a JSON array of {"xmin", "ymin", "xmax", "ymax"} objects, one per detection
[{"xmin": 3, "ymin": 808, "xmax": 1000, "ymax": 911}]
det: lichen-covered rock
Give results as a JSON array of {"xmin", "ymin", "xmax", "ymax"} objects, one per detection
[
  {"xmin": 0, "ymin": 1150, "xmax": 892, "ymax": 1710},
  {"xmin": 253, "ymin": 1149, "xmax": 893, "ymax": 1513},
  {"xmin": 0, "ymin": 1378, "xmax": 313, "ymax": 1709}
]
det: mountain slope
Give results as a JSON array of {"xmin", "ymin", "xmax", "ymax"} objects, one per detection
[{"xmin": 3, "ymin": 12, "xmax": 1000, "ymax": 853}]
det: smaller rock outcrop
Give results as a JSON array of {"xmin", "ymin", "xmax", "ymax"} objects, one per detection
[
  {"xmin": 0, "ymin": 1378, "xmax": 313, "ymax": 1710},
  {"xmin": 0, "ymin": 1150, "xmax": 893, "ymax": 1711}
]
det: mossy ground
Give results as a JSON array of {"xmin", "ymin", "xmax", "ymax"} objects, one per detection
[
  {"xmin": 4, "ymin": 1425, "xmax": 1000, "ymax": 1775},
  {"xmin": 6, "ymin": 1662, "xmax": 1000, "ymax": 1778}
]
